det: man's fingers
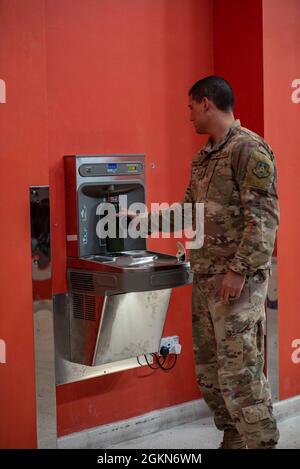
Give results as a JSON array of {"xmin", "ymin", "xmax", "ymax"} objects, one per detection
[
  {"xmin": 220, "ymin": 278, "xmax": 232, "ymax": 303},
  {"xmin": 220, "ymin": 271, "xmax": 246, "ymax": 303},
  {"xmin": 234, "ymin": 289, "xmax": 241, "ymax": 299},
  {"xmin": 220, "ymin": 282, "xmax": 232, "ymax": 303},
  {"xmin": 219, "ymin": 282, "xmax": 225, "ymax": 301},
  {"xmin": 223, "ymin": 285, "xmax": 230, "ymax": 304},
  {"xmin": 221, "ymin": 285, "xmax": 239, "ymax": 303},
  {"xmin": 117, "ymin": 209, "xmax": 136, "ymax": 219},
  {"xmin": 116, "ymin": 210, "xmax": 125, "ymax": 217}
]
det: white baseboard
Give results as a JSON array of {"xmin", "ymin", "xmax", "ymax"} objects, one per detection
[
  {"xmin": 58, "ymin": 399, "xmax": 210, "ymax": 449},
  {"xmin": 273, "ymin": 394, "xmax": 300, "ymax": 421},
  {"xmin": 58, "ymin": 395, "xmax": 300, "ymax": 449}
]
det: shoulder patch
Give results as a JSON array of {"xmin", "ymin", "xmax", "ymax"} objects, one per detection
[
  {"xmin": 252, "ymin": 160, "xmax": 271, "ymax": 178},
  {"xmin": 243, "ymin": 151, "xmax": 274, "ymax": 190}
]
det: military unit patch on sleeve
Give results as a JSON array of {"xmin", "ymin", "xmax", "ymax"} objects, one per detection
[
  {"xmin": 253, "ymin": 160, "xmax": 271, "ymax": 178},
  {"xmin": 243, "ymin": 151, "xmax": 275, "ymax": 190}
]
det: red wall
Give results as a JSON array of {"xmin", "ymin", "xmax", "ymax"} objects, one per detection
[
  {"xmin": 47, "ymin": 0, "xmax": 213, "ymax": 437},
  {"xmin": 263, "ymin": 0, "xmax": 300, "ymax": 399},
  {"xmin": 214, "ymin": 0, "xmax": 300, "ymax": 400},
  {"xmin": 46, "ymin": 0, "xmax": 213, "ymax": 293},
  {"xmin": 1, "ymin": 0, "xmax": 299, "ymax": 448},
  {"xmin": 0, "ymin": 0, "xmax": 213, "ymax": 445},
  {"xmin": 213, "ymin": 0, "xmax": 264, "ymax": 135},
  {"xmin": 0, "ymin": 0, "xmax": 49, "ymax": 447}
]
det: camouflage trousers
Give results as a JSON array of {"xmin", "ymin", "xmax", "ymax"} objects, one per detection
[{"xmin": 192, "ymin": 272, "xmax": 279, "ymax": 449}]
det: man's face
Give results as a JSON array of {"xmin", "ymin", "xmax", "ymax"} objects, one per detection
[{"xmin": 188, "ymin": 96, "xmax": 208, "ymax": 134}]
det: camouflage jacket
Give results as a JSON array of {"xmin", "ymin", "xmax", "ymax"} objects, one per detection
[{"xmin": 151, "ymin": 119, "xmax": 279, "ymax": 275}]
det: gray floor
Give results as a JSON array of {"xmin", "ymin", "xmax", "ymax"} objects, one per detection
[{"xmin": 108, "ymin": 413, "xmax": 300, "ymax": 449}]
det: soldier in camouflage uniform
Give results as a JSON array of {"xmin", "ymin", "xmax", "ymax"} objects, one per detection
[{"xmin": 148, "ymin": 76, "xmax": 280, "ymax": 449}]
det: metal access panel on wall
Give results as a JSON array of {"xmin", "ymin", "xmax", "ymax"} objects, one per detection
[
  {"xmin": 30, "ymin": 186, "xmax": 57, "ymax": 448},
  {"xmin": 266, "ymin": 256, "xmax": 279, "ymax": 401}
]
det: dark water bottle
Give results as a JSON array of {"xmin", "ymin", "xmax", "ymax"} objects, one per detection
[{"xmin": 106, "ymin": 202, "xmax": 126, "ymax": 253}]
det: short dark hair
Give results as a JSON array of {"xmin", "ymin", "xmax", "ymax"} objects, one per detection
[{"xmin": 189, "ymin": 76, "xmax": 234, "ymax": 112}]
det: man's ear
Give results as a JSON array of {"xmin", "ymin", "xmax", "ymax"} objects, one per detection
[{"xmin": 201, "ymin": 96, "xmax": 210, "ymax": 111}]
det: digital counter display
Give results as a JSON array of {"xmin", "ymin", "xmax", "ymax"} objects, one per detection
[{"xmin": 127, "ymin": 165, "xmax": 137, "ymax": 172}]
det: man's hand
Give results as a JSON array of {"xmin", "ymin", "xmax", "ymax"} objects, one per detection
[
  {"xmin": 117, "ymin": 209, "xmax": 138, "ymax": 220},
  {"xmin": 117, "ymin": 209, "xmax": 146, "ymax": 232},
  {"xmin": 219, "ymin": 270, "xmax": 246, "ymax": 304}
]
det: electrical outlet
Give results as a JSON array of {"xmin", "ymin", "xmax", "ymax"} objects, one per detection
[{"xmin": 159, "ymin": 335, "xmax": 181, "ymax": 355}]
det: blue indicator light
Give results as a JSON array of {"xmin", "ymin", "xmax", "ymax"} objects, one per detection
[{"xmin": 107, "ymin": 163, "xmax": 117, "ymax": 172}]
